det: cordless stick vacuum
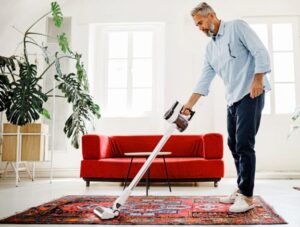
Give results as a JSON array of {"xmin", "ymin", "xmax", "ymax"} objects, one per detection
[{"xmin": 93, "ymin": 101, "xmax": 195, "ymax": 220}]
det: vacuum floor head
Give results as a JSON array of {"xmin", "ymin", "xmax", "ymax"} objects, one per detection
[{"xmin": 93, "ymin": 206, "xmax": 119, "ymax": 220}]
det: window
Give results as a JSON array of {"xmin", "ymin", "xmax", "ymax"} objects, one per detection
[
  {"xmin": 246, "ymin": 17, "xmax": 298, "ymax": 114},
  {"xmin": 90, "ymin": 24, "xmax": 164, "ymax": 117}
]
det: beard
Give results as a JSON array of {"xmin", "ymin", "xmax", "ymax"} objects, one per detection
[{"xmin": 204, "ymin": 22, "xmax": 215, "ymax": 37}]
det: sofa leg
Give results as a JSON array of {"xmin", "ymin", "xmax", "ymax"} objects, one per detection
[
  {"xmin": 86, "ymin": 180, "xmax": 90, "ymax": 187},
  {"xmin": 214, "ymin": 181, "xmax": 218, "ymax": 187}
]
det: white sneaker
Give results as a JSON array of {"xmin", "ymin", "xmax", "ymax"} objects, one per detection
[
  {"xmin": 219, "ymin": 189, "xmax": 239, "ymax": 204},
  {"xmin": 229, "ymin": 193, "xmax": 255, "ymax": 213}
]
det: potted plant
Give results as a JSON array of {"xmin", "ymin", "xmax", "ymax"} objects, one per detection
[{"xmin": 0, "ymin": 2, "xmax": 100, "ymax": 149}]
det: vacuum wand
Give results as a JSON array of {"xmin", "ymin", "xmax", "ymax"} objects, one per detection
[
  {"xmin": 94, "ymin": 101, "xmax": 195, "ymax": 220},
  {"xmin": 128, "ymin": 124, "xmax": 177, "ymax": 189}
]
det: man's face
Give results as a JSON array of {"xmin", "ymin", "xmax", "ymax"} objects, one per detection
[{"xmin": 193, "ymin": 13, "xmax": 215, "ymax": 37}]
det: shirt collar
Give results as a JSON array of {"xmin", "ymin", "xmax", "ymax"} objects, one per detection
[{"xmin": 212, "ymin": 20, "xmax": 225, "ymax": 41}]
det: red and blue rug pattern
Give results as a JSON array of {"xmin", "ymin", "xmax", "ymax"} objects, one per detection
[{"xmin": 0, "ymin": 195, "xmax": 287, "ymax": 225}]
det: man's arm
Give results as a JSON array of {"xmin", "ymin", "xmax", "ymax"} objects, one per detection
[
  {"xmin": 182, "ymin": 93, "xmax": 202, "ymax": 115},
  {"xmin": 235, "ymin": 20, "xmax": 271, "ymax": 98},
  {"xmin": 236, "ymin": 20, "xmax": 271, "ymax": 75}
]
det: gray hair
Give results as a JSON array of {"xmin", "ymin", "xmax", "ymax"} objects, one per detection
[{"xmin": 191, "ymin": 2, "xmax": 215, "ymax": 17}]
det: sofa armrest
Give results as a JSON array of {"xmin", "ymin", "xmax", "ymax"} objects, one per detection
[
  {"xmin": 82, "ymin": 134, "xmax": 111, "ymax": 159},
  {"xmin": 203, "ymin": 133, "xmax": 223, "ymax": 159}
]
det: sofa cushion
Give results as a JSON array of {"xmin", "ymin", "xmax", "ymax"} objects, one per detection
[
  {"xmin": 203, "ymin": 133, "xmax": 223, "ymax": 159},
  {"xmin": 82, "ymin": 135, "xmax": 111, "ymax": 159},
  {"xmin": 109, "ymin": 135, "xmax": 203, "ymax": 157},
  {"xmin": 80, "ymin": 157, "xmax": 224, "ymax": 179}
]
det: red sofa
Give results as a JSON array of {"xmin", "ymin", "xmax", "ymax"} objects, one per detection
[{"xmin": 80, "ymin": 133, "xmax": 224, "ymax": 187}]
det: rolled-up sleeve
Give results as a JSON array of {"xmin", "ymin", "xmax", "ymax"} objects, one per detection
[
  {"xmin": 235, "ymin": 20, "xmax": 271, "ymax": 75},
  {"xmin": 193, "ymin": 51, "xmax": 216, "ymax": 96}
]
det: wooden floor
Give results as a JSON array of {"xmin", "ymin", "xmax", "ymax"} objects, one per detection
[{"xmin": 0, "ymin": 177, "xmax": 300, "ymax": 226}]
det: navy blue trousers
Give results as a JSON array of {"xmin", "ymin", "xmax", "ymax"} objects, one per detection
[{"xmin": 227, "ymin": 92, "xmax": 265, "ymax": 197}]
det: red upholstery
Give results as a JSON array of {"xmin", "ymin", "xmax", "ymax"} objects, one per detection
[
  {"xmin": 80, "ymin": 134, "xmax": 224, "ymax": 183},
  {"xmin": 109, "ymin": 135, "xmax": 204, "ymax": 157},
  {"xmin": 203, "ymin": 133, "xmax": 223, "ymax": 159},
  {"xmin": 82, "ymin": 134, "xmax": 111, "ymax": 159}
]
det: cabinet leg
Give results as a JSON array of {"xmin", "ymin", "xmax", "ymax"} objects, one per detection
[
  {"xmin": 2, "ymin": 162, "xmax": 9, "ymax": 179},
  {"xmin": 32, "ymin": 162, "xmax": 35, "ymax": 181}
]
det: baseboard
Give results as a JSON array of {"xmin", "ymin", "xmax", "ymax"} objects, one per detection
[
  {"xmin": 256, "ymin": 171, "xmax": 300, "ymax": 179},
  {"xmin": 225, "ymin": 171, "xmax": 300, "ymax": 179},
  {"xmin": 0, "ymin": 168, "xmax": 80, "ymax": 178},
  {"xmin": 1, "ymin": 168, "xmax": 300, "ymax": 179}
]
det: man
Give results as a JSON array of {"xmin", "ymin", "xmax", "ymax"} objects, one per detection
[{"xmin": 182, "ymin": 2, "xmax": 271, "ymax": 213}]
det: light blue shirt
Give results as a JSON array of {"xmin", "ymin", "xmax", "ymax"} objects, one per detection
[{"xmin": 193, "ymin": 20, "xmax": 271, "ymax": 106}]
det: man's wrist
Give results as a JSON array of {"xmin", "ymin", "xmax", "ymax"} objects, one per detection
[{"xmin": 254, "ymin": 73, "xmax": 264, "ymax": 81}]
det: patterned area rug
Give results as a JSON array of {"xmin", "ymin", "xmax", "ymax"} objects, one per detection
[
  {"xmin": 0, "ymin": 195, "xmax": 287, "ymax": 225},
  {"xmin": 293, "ymin": 186, "xmax": 300, "ymax": 191}
]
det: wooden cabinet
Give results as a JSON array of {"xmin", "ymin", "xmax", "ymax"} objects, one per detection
[
  {"xmin": 2, "ymin": 124, "xmax": 17, "ymax": 161},
  {"xmin": 1, "ymin": 123, "xmax": 48, "ymax": 161}
]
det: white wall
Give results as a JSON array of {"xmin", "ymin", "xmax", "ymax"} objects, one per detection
[{"xmin": 1, "ymin": 0, "xmax": 300, "ymax": 178}]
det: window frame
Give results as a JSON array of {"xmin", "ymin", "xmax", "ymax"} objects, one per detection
[
  {"xmin": 244, "ymin": 16, "xmax": 300, "ymax": 115},
  {"xmin": 90, "ymin": 23, "xmax": 165, "ymax": 118}
]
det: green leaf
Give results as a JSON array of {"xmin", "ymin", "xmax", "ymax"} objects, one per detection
[
  {"xmin": 63, "ymin": 96, "xmax": 100, "ymax": 148},
  {"xmin": 51, "ymin": 2, "xmax": 63, "ymax": 28},
  {"xmin": 64, "ymin": 104, "xmax": 88, "ymax": 149},
  {"xmin": 0, "ymin": 74, "xmax": 11, "ymax": 111},
  {"xmin": 41, "ymin": 46, "xmax": 50, "ymax": 64},
  {"xmin": 75, "ymin": 53, "xmax": 89, "ymax": 91},
  {"xmin": 55, "ymin": 71, "xmax": 100, "ymax": 148},
  {"xmin": 55, "ymin": 73, "xmax": 81, "ymax": 103},
  {"xmin": 57, "ymin": 33, "xmax": 70, "ymax": 53},
  {"xmin": 40, "ymin": 108, "xmax": 51, "ymax": 119},
  {"xmin": 0, "ymin": 56, "xmax": 16, "ymax": 72},
  {"xmin": 19, "ymin": 62, "xmax": 37, "ymax": 79},
  {"xmin": 0, "ymin": 57, "xmax": 5, "ymax": 67},
  {"xmin": 54, "ymin": 54, "xmax": 63, "ymax": 77},
  {"xmin": 9, "ymin": 58, "xmax": 16, "ymax": 71},
  {"xmin": 6, "ymin": 63, "xmax": 47, "ymax": 125}
]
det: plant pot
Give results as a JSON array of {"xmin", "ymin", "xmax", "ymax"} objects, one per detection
[{"xmin": 1, "ymin": 123, "xmax": 48, "ymax": 161}]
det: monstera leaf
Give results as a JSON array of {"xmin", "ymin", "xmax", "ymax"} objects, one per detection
[
  {"xmin": 57, "ymin": 33, "xmax": 70, "ymax": 54},
  {"xmin": 80, "ymin": 93, "xmax": 100, "ymax": 118},
  {"xmin": 6, "ymin": 63, "xmax": 48, "ymax": 125},
  {"xmin": 55, "ymin": 73, "xmax": 100, "ymax": 116},
  {"xmin": 64, "ymin": 103, "xmax": 88, "ymax": 149},
  {"xmin": 0, "ymin": 56, "xmax": 16, "ymax": 72},
  {"xmin": 51, "ymin": 1, "xmax": 63, "ymax": 27},
  {"xmin": 63, "ymin": 97, "xmax": 99, "ymax": 149},
  {"xmin": 0, "ymin": 75, "xmax": 11, "ymax": 111},
  {"xmin": 41, "ymin": 45, "xmax": 50, "ymax": 64},
  {"xmin": 75, "ymin": 53, "xmax": 89, "ymax": 91},
  {"xmin": 55, "ymin": 72, "xmax": 100, "ymax": 148},
  {"xmin": 55, "ymin": 73, "xmax": 81, "ymax": 103}
]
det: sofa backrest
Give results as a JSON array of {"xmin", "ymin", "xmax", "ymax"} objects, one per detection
[{"xmin": 109, "ymin": 135, "xmax": 203, "ymax": 157}]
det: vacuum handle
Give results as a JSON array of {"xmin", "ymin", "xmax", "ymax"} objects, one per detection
[
  {"xmin": 180, "ymin": 107, "xmax": 195, "ymax": 121},
  {"xmin": 187, "ymin": 109, "xmax": 195, "ymax": 121}
]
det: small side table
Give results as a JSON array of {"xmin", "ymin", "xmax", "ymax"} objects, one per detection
[{"xmin": 123, "ymin": 152, "xmax": 172, "ymax": 196}]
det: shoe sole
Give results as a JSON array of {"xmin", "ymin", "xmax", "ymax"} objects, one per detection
[
  {"xmin": 219, "ymin": 201, "xmax": 235, "ymax": 204},
  {"xmin": 229, "ymin": 204, "xmax": 255, "ymax": 213},
  {"xmin": 219, "ymin": 198, "xmax": 235, "ymax": 204}
]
